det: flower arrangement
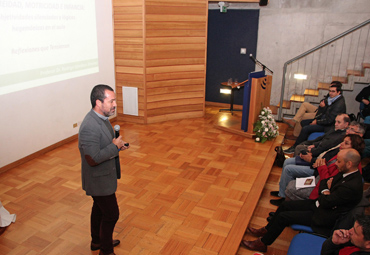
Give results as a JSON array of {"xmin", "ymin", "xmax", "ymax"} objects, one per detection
[{"xmin": 253, "ymin": 107, "xmax": 279, "ymax": 143}]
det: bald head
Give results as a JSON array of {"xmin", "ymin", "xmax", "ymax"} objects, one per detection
[{"xmin": 336, "ymin": 148, "xmax": 361, "ymax": 173}]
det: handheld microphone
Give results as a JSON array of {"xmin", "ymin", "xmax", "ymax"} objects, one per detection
[{"xmin": 114, "ymin": 125, "xmax": 120, "ymax": 138}]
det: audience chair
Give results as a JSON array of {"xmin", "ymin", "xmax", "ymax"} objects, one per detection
[
  {"xmin": 290, "ymin": 224, "xmax": 314, "ymax": 233},
  {"xmin": 307, "ymin": 132, "xmax": 325, "ymax": 141},
  {"xmin": 287, "ymin": 233, "xmax": 326, "ymax": 255}
]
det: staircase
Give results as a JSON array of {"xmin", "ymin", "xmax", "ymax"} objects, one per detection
[{"xmin": 277, "ymin": 19, "xmax": 370, "ymax": 119}]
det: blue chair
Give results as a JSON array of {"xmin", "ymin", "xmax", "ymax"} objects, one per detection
[
  {"xmin": 307, "ymin": 132, "xmax": 325, "ymax": 141},
  {"xmin": 290, "ymin": 224, "xmax": 314, "ymax": 233},
  {"xmin": 364, "ymin": 116, "xmax": 370, "ymax": 124},
  {"xmin": 287, "ymin": 233, "xmax": 326, "ymax": 255}
]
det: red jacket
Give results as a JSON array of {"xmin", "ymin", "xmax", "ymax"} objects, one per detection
[{"xmin": 309, "ymin": 155, "xmax": 362, "ymax": 200}]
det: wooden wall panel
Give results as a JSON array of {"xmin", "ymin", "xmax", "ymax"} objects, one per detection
[
  {"xmin": 145, "ymin": 0, "xmax": 207, "ymax": 121},
  {"xmin": 147, "ymin": 78, "xmax": 204, "ymax": 88},
  {"xmin": 113, "ymin": 0, "xmax": 208, "ymax": 124},
  {"xmin": 147, "ymin": 111, "xmax": 204, "ymax": 123},
  {"xmin": 113, "ymin": 0, "xmax": 146, "ymax": 123}
]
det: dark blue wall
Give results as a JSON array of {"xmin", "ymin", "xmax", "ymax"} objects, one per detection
[{"xmin": 206, "ymin": 10, "xmax": 259, "ymax": 105}]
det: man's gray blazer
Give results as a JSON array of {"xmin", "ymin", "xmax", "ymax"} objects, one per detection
[{"xmin": 79, "ymin": 109, "xmax": 119, "ymax": 196}]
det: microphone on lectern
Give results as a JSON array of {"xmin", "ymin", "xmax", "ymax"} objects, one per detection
[{"xmin": 249, "ymin": 54, "xmax": 257, "ymax": 64}]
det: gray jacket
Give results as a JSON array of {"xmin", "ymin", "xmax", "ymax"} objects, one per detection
[{"xmin": 78, "ymin": 109, "xmax": 119, "ymax": 196}]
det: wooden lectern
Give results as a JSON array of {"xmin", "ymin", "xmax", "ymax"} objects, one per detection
[{"xmin": 241, "ymin": 71, "xmax": 272, "ymax": 137}]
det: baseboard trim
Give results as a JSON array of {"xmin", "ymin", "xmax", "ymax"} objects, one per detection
[
  {"xmin": 0, "ymin": 117, "xmax": 117, "ymax": 174},
  {"xmin": 0, "ymin": 134, "xmax": 78, "ymax": 174}
]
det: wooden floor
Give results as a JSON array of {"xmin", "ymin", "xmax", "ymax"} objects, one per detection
[{"xmin": 0, "ymin": 106, "xmax": 296, "ymax": 255}]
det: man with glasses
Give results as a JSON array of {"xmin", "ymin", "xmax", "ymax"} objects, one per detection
[
  {"xmin": 284, "ymin": 81, "xmax": 346, "ymax": 154},
  {"xmin": 347, "ymin": 122, "xmax": 366, "ymax": 137}
]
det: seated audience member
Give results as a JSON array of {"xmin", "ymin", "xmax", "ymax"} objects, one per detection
[
  {"xmin": 344, "ymin": 122, "xmax": 369, "ymax": 158},
  {"xmin": 356, "ymin": 84, "xmax": 370, "ymax": 118},
  {"xmin": 241, "ymin": 149, "xmax": 363, "ymax": 253},
  {"xmin": 284, "ymin": 81, "xmax": 346, "ymax": 154},
  {"xmin": 270, "ymin": 115, "xmax": 352, "ymax": 206},
  {"xmin": 347, "ymin": 122, "xmax": 367, "ymax": 138},
  {"xmin": 284, "ymin": 134, "xmax": 365, "ymax": 201},
  {"xmin": 283, "ymin": 102, "xmax": 318, "ymax": 137},
  {"xmin": 321, "ymin": 214, "xmax": 370, "ymax": 255},
  {"xmin": 293, "ymin": 114, "xmax": 351, "ymax": 157}
]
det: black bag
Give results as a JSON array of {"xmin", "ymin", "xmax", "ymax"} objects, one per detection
[
  {"xmin": 348, "ymin": 113, "xmax": 356, "ymax": 122},
  {"xmin": 274, "ymin": 146, "xmax": 286, "ymax": 167}
]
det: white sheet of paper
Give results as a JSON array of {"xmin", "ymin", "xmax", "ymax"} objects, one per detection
[{"xmin": 296, "ymin": 176, "xmax": 316, "ymax": 190}]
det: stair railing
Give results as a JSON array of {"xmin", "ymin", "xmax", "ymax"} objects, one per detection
[{"xmin": 278, "ymin": 19, "xmax": 370, "ymax": 120}]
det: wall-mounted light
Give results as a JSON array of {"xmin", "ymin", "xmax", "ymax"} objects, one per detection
[
  {"xmin": 294, "ymin": 73, "xmax": 307, "ymax": 80},
  {"xmin": 218, "ymin": 1, "xmax": 229, "ymax": 12},
  {"xmin": 220, "ymin": 88, "xmax": 231, "ymax": 94}
]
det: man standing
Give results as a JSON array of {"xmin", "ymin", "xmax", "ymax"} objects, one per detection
[
  {"xmin": 321, "ymin": 214, "xmax": 370, "ymax": 255},
  {"xmin": 241, "ymin": 149, "xmax": 363, "ymax": 253},
  {"xmin": 79, "ymin": 84, "xmax": 128, "ymax": 255}
]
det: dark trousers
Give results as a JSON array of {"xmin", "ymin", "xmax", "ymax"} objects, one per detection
[
  {"xmin": 91, "ymin": 193, "xmax": 119, "ymax": 254},
  {"xmin": 261, "ymin": 200, "xmax": 315, "ymax": 245},
  {"xmin": 293, "ymin": 119, "xmax": 326, "ymax": 146}
]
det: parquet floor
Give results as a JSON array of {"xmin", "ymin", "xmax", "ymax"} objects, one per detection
[{"xmin": 0, "ymin": 106, "xmax": 296, "ymax": 255}]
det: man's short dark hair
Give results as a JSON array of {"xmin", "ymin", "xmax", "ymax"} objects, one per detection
[
  {"xmin": 90, "ymin": 84, "xmax": 114, "ymax": 108},
  {"xmin": 330, "ymin": 81, "xmax": 343, "ymax": 94},
  {"xmin": 338, "ymin": 113, "xmax": 351, "ymax": 124},
  {"xmin": 356, "ymin": 214, "xmax": 370, "ymax": 241}
]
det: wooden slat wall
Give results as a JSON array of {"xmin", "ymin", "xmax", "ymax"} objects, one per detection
[
  {"xmin": 113, "ymin": 0, "xmax": 146, "ymax": 123},
  {"xmin": 113, "ymin": 0, "xmax": 208, "ymax": 124}
]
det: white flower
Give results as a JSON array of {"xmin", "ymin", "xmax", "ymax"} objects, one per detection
[{"xmin": 254, "ymin": 107, "xmax": 279, "ymax": 142}]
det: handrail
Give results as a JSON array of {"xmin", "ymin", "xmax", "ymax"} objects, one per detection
[{"xmin": 278, "ymin": 19, "xmax": 370, "ymax": 120}]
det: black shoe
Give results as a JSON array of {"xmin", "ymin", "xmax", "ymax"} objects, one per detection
[
  {"xmin": 270, "ymin": 198, "xmax": 285, "ymax": 206},
  {"xmin": 91, "ymin": 240, "xmax": 120, "ymax": 251},
  {"xmin": 269, "ymin": 212, "xmax": 275, "ymax": 217},
  {"xmin": 266, "ymin": 216, "xmax": 273, "ymax": 222},
  {"xmin": 270, "ymin": 191, "xmax": 279, "ymax": 197},
  {"xmin": 283, "ymin": 146, "xmax": 295, "ymax": 154}
]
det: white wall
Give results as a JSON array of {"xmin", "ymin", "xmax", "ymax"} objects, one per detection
[
  {"xmin": 0, "ymin": 1, "xmax": 115, "ymax": 168},
  {"xmin": 210, "ymin": 0, "xmax": 370, "ymax": 105},
  {"xmin": 2, "ymin": 0, "xmax": 370, "ymax": 169},
  {"xmin": 256, "ymin": 0, "xmax": 370, "ymax": 105}
]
